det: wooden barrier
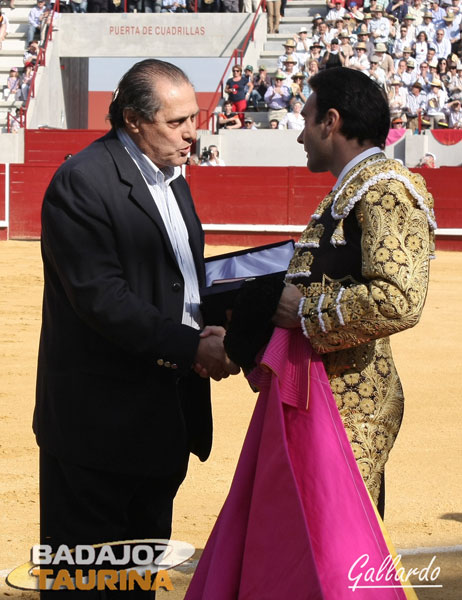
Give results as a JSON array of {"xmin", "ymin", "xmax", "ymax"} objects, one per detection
[
  {"xmin": 0, "ymin": 165, "xmax": 6, "ymax": 241},
  {"xmin": 2, "ymin": 162, "xmax": 462, "ymax": 250}
]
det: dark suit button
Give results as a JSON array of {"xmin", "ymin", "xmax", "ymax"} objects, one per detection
[{"xmin": 172, "ymin": 282, "xmax": 182, "ymax": 292}]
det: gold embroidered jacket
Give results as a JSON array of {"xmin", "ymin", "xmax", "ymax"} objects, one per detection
[{"xmin": 286, "ymin": 153, "xmax": 436, "ymax": 503}]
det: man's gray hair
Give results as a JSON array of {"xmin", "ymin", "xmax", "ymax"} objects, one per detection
[{"xmin": 108, "ymin": 59, "xmax": 191, "ymax": 129}]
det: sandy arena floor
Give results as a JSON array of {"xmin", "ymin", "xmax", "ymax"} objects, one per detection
[{"xmin": 0, "ymin": 241, "xmax": 460, "ymax": 599}]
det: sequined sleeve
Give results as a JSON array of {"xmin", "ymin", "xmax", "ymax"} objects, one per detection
[{"xmin": 298, "ymin": 178, "xmax": 432, "ymax": 354}]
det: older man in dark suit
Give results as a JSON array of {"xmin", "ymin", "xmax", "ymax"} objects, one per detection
[{"xmin": 34, "ymin": 59, "xmax": 237, "ymax": 598}]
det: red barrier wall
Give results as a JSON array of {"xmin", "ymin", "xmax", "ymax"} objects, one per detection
[
  {"xmin": 2, "ymin": 163, "xmax": 462, "ymax": 250},
  {"xmin": 8, "ymin": 164, "xmax": 59, "ymax": 239},
  {"xmin": 24, "ymin": 129, "xmax": 108, "ymax": 164},
  {"xmin": 0, "ymin": 165, "xmax": 6, "ymax": 241}
]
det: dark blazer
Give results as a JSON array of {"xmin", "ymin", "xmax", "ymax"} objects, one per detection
[{"xmin": 34, "ymin": 130, "xmax": 212, "ymax": 477}]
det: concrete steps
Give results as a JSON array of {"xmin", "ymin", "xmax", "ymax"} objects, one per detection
[{"xmin": 0, "ymin": 0, "xmax": 36, "ymax": 129}]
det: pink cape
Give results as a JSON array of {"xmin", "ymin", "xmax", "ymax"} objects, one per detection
[{"xmin": 185, "ymin": 328, "xmax": 411, "ymax": 599}]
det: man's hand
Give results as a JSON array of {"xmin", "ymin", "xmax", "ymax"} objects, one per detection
[
  {"xmin": 272, "ymin": 283, "xmax": 303, "ymax": 329},
  {"xmin": 194, "ymin": 326, "xmax": 240, "ymax": 381}
]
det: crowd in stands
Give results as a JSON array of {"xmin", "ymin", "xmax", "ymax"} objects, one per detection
[{"xmin": 220, "ymin": 0, "xmax": 462, "ymax": 130}]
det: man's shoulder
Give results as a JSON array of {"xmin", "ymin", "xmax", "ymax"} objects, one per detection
[{"xmin": 332, "ymin": 155, "xmax": 435, "ymax": 221}]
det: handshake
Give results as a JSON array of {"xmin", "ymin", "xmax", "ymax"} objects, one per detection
[
  {"xmin": 194, "ymin": 325, "xmax": 240, "ymax": 381},
  {"xmin": 192, "ymin": 283, "xmax": 304, "ymax": 382}
]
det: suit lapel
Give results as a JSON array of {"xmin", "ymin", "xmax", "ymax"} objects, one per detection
[
  {"xmin": 103, "ymin": 132, "xmax": 178, "ymax": 267},
  {"xmin": 103, "ymin": 131, "xmax": 205, "ymax": 283},
  {"xmin": 171, "ymin": 176, "xmax": 206, "ymax": 286}
]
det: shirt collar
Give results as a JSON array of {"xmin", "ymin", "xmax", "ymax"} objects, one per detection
[
  {"xmin": 116, "ymin": 128, "xmax": 181, "ymax": 186},
  {"xmin": 333, "ymin": 146, "xmax": 383, "ymax": 190}
]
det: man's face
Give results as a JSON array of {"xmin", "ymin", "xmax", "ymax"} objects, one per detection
[
  {"xmin": 298, "ymin": 93, "xmax": 330, "ymax": 173},
  {"xmin": 436, "ymin": 30, "xmax": 444, "ymax": 40},
  {"xmin": 284, "ymin": 45, "xmax": 294, "ymax": 54},
  {"xmin": 125, "ymin": 80, "xmax": 199, "ymax": 169}
]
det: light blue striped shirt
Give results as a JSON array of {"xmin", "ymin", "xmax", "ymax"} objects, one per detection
[{"xmin": 117, "ymin": 128, "xmax": 203, "ymax": 330}]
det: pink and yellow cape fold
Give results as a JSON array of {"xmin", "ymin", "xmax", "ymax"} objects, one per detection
[{"xmin": 185, "ymin": 327, "xmax": 417, "ymax": 600}]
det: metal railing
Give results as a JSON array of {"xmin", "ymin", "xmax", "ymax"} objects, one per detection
[
  {"xmin": 7, "ymin": 0, "xmax": 265, "ymax": 132},
  {"xmin": 198, "ymin": 0, "xmax": 265, "ymax": 130},
  {"xmin": 6, "ymin": 3, "xmax": 57, "ymax": 132}
]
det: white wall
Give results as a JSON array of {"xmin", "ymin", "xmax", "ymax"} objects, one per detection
[
  {"xmin": 0, "ymin": 130, "xmax": 24, "ymax": 164},
  {"xmin": 27, "ymin": 39, "xmax": 67, "ymax": 130},
  {"xmin": 56, "ymin": 13, "xmax": 253, "ymax": 58},
  {"xmin": 198, "ymin": 128, "xmax": 462, "ymax": 167}
]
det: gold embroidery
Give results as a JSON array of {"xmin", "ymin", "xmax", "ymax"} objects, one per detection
[{"xmin": 289, "ymin": 156, "xmax": 433, "ymax": 504}]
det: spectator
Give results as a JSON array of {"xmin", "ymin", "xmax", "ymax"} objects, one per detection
[
  {"xmin": 331, "ymin": 17, "xmax": 348, "ymax": 39},
  {"xmin": 444, "ymin": 98, "xmax": 462, "ymax": 126},
  {"xmin": 251, "ymin": 65, "xmax": 270, "ymax": 107},
  {"xmin": 281, "ymin": 56, "xmax": 298, "ymax": 87},
  {"xmin": 391, "ymin": 114, "xmax": 406, "ymax": 127},
  {"xmin": 326, "ymin": 0, "xmax": 347, "ymax": 22},
  {"xmin": 426, "ymin": 78, "xmax": 448, "ymax": 119},
  {"xmin": 243, "ymin": 64, "xmax": 255, "ymax": 106},
  {"xmin": 374, "ymin": 42, "xmax": 394, "ymax": 77},
  {"xmin": 278, "ymin": 99, "xmax": 304, "ymax": 129},
  {"xmin": 437, "ymin": 57, "xmax": 449, "ymax": 78},
  {"xmin": 0, "ymin": 9, "xmax": 9, "ymax": 50},
  {"xmin": 347, "ymin": 41, "xmax": 370, "ymax": 70},
  {"xmin": 161, "ymin": 0, "xmax": 187, "ymax": 11},
  {"xmin": 447, "ymin": 62, "xmax": 462, "ymax": 99},
  {"xmin": 405, "ymin": 80, "xmax": 427, "ymax": 130},
  {"xmin": 401, "ymin": 57, "xmax": 417, "ymax": 86},
  {"xmin": 269, "ymin": 118, "xmax": 280, "ymax": 129},
  {"xmin": 369, "ymin": 55, "xmax": 387, "ymax": 84},
  {"xmin": 386, "ymin": 0, "xmax": 407, "ymax": 22},
  {"xmin": 225, "ymin": 64, "xmax": 248, "ymax": 125},
  {"xmin": 266, "ymin": 0, "xmax": 281, "ymax": 33},
  {"xmin": 355, "ymin": 24, "xmax": 375, "ymax": 58},
  {"xmin": 307, "ymin": 41, "xmax": 324, "ymax": 64},
  {"xmin": 430, "ymin": 0, "xmax": 445, "ymax": 23},
  {"xmin": 278, "ymin": 39, "xmax": 302, "ymax": 70},
  {"xmin": 417, "ymin": 11, "xmax": 436, "ymax": 40},
  {"xmin": 311, "ymin": 13, "xmax": 325, "ymax": 37},
  {"xmin": 3, "ymin": 67, "xmax": 20, "ymax": 100},
  {"xmin": 201, "ymin": 145, "xmax": 225, "ymax": 166},
  {"xmin": 314, "ymin": 20, "xmax": 335, "ymax": 47},
  {"xmin": 413, "ymin": 31, "xmax": 429, "ymax": 65},
  {"xmin": 433, "ymin": 28, "xmax": 451, "ymax": 58},
  {"xmin": 243, "ymin": 117, "xmax": 258, "ymax": 129},
  {"xmin": 218, "ymin": 100, "xmax": 241, "ymax": 129},
  {"xmin": 339, "ymin": 31, "xmax": 354, "ymax": 60},
  {"xmin": 415, "ymin": 61, "xmax": 432, "ymax": 92},
  {"xmin": 321, "ymin": 38, "xmax": 345, "ymax": 67},
  {"xmin": 419, "ymin": 152, "xmax": 437, "ymax": 167},
  {"xmin": 10, "ymin": 108, "xmax": 22, "ymax": 133},
  {"xmin": 243, "ymin": 0, "xmax": 258, "ymax": 12},
  {"xmin": 402, "ymin": 14, "xmax": 416, "ymax": 39},
  {"xmin": 264, "ymin": 71, "xmax": 291, "ymax": 122},
  {"xmin": 23, "ymin": 41, "xmax": 39, "ymax": 67},
  {"xmin": 408, "ymin": 0, "xmax": 425, "ymax": 26},
  {"xmin": 294, "ymin": 26, "xmax": 311, "ymax": 64},
  {"xmin": 26, "ymin": 0, "xmax": 46, "ymax": 47},
  {"xmin": 19, "ymin": 63, "xmax": 34, "ymax": 101},
  {"xmin": 393, "ymin": 24, "xmax": 412, "ymax": 58},
  {"xmin": 288, "ymin": 71, "xmax": 307, "ymax": 105},
  {"xmin": 369, "ymin": 8, "xmax": 390, "ymax": 43},
  {"xmin": 71, "ymin": 0, "xmax": 87, "ymax": 11},
  {"xmin": 302, "ymin": 60, "xmax": 319, "ymax": 98}
]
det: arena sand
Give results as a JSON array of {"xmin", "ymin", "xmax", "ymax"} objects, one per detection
[{"xmin": 0, "ymin": 241, "xmax": 460, "ymax": 599}]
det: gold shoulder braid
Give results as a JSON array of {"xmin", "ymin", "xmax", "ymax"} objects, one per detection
[{"xmin": 286, "ymin": 154, "xmax": 436, "ymax": 504}]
